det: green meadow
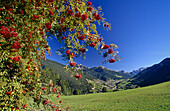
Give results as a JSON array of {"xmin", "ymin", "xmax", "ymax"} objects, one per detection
[{"xmin": 54, "ymin": 82, "xmax": 170, "ymax": 111}]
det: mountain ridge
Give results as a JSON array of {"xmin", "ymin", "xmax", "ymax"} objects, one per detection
[
  {"xmin": 128, "ymin": 58, "xmax": 170, "ymax": 87},
  {"xmin": 42, "ymin": 59, "xmax": 133, "ymax": 81}
]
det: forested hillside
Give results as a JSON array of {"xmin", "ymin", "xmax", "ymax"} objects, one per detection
[{"xmin": 40, "ymin": 59, "xmax": 132, "ymax": 95}]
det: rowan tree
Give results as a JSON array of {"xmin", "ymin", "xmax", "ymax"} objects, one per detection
[{"xmin": 0, "ymin": 0, "xmax": 119, "ymax": 110}]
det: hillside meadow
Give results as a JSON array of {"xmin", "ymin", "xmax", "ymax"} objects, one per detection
[
  {"xmin": 27, "ymin": 82, "xmax": 170, "ymax": 110},
  {"xmin": 55, "ymin": 82, "xmax": 170, "ymax": 111}
]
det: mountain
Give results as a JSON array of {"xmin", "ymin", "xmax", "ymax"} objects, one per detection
[
  {"xmin": 129, "ymin": 67, "xmax": 146, "ymax": 77},
  {"xmin": 41, "ymin": 59, "xmax": 95, "ymax": 92},
  {"xmin": 113, "ymin": 67, "xmax": 146, "ymax": 77},
  {"xmin": 128, "ymin": 58, "xmax": 170, "ymax": 87},
  {"xmin": 41, "ymin": 59, "xmax": 132, "ymax": 81},
  {"xmin": 84, "ymin": 66, "xmax": 132, "ymax": 81},
  {"xmin": 40, "ymin": 59, "xmax": 132, "ymax": 94}
]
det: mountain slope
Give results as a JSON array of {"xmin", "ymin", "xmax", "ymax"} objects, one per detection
[
  {"xmin": 84, "ymin": 66, "xmax": 132, "ymax": 81},
  {"xmin": 129, "ymin": 58, "xmax": 170, "ymax": 87},
  {"xmin": 40, "ymin": 59, "xmax": 132, "ymax": 92},
  {"xmin": 128, "ymin": 67, "xmax": 146, "ymax": 76},
  {"xmin": 41, "ymin": 59, "xmax": 132, "ymax": 81},
  {"xmin": 41, "ymin": 59, "xmax": 95, "ymax": 93}
]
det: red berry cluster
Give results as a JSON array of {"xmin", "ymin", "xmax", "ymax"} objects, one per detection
[{"xmin": 0, "ymin": 26, "xmax": 18, "ymax": 38}]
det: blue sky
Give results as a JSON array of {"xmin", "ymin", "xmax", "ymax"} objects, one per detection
[{"xmin": 47, "ymin": 0, "xmax": 170, "ymax": 72}]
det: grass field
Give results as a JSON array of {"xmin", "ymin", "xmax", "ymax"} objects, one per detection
[{"xmin": 51, "ymin": 82, "xmax": 170, "ymax": 111}]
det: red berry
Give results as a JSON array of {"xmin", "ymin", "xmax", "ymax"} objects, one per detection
[
  {"xmin": 75, "ymin": 74, "xmax": 81, "ymax": 79},
  {"xmin": 29, "ymin": 87, "xmax": 34, "ymax": 91},
  {"xmin": 10, "ymin": 57, "xmax": 14, "ymax": 60},
  {"xmin": 13, "ymin": 56, "xmax": 21, "ymax": 62},
  {"xmin": 5, "ymin": 91, "xmax": 12, "ymax": 95},
  {"xmin": 41, "ymin": 87, "xmax": 47, "ymax": 90},
  {"xmin": 93, "ymin": 13, "xmax": 97, "ymax": 18},
  {"xmin": 18, "ymin": 69, "xmax": 21, "ymax": 72},
  {"xmin": 77, "ymin": 31, "xmax": 81, "ymax": 35},
  {"xmin": 11, "ymin": 42, "xmax": 21, "ymax": 49},
  {"xmin": 39, "ymin": 28, "xmax": 43, "ymax": 31},
  {"xmin": 23, "ymin": 81, "xmax": 28, "ymax": 85},
  {"xmin": 22, "ymin": 90, "xmax": 26, "ymax": 94},
  {"xmin": 75, "ymin": 12, "xmax": 81, "ymax": 18},
  {"xmin": 60, "ymin": 17, "xmax": 65, "ymax": 23},
  {"xmin": 65, "ymin": 50, "xmax": 70, "ymax": 55},
  {"xmin": 33, "ymin": 14, "xmax": 39, "ymax": 19},
  {"xmin": 11, "ymin": 49, "xmax": 17, "ymax": 52},
  {"xmin": 15, "ymin": 107, "xmax": 19, "ymax": 110},
  {"xmin": 11, "ymin": 32, "xmax": 18, "ymax": 37},
  {"xmin": 46, "ymin": 22, "xmax": 52, "ymax": 29},
  {"xmin": 39, "ymin": 31, "xmax": 44, "ymax": 34},
  {"xmin": 70, "ymin": 62, "xmax": 76, "ymax": 67},
  {"xmin": 75, "ymin": 7, "xmax": 78, "ymax": 11},
  {"xmin": 27, "ymin": 66, "xmax": 30, "ymax": 70},
  {"xmin": 79, "ymin": 75, "xmax": 81, "ymax": 79},
  {"xmin": 23, "ymin": 104, "xmax": 27, "ymax": 108},
  {"xmin": 48, "ymin": 0, "xmax": 54, "ymax": 3},
  {"xmin": 95, "ymin": 14, "xmax": 101, "ymax": 20},
  {"xmin": 99, "ymin": 38, "xmax": 102, "ymax": 42},
  {"xmin": 81, "ymin": 14, "xmax": 88, "ymax": 21},
  {"xmin": 59, "ymin": 100, "xmax": 62, "ymax": 103},
  {"xmin": 57, "ymin": 94, "xmax": 60, "ymax": 98},
  {"xmin": 109, "ymin": 59, "xmax": 116, "ymax": 63},
  {"xmin": 49, "ymin": 10, "xmax": 54, "ymax": 16},
  {"xmin": 103, "ymin": 45, "xmax": 109, "ymax": 49},
  {"xmin": 89, "ymin": 43, "xmax": 95, "ymax": 47},
  {"xmin": 61, "ymin": 36, "xmax": 65, "ymax": 40},
  {"xmin": 46, "ymin": 48, "xmax": 50, "ymax": 51},
  {"xmin": 68, "ymin": 9, "xmax": 73, "ymax": 16},
  {"xmin": 87, "ymin": 2, "xmax": 92, "ymax": 5},
  {"xmin": 70, "ymin": 52, "xmax": 75, "ymax": 57},
  {"xmin": 75, "ymin": 75, "xmax": 79, "ymax": 78},
  {"xmin": 108, "ymin": 49, "xmax": 113, "ymax": 54},
  {"xmin": 49, "ymin": 83, "xmax": 53, "ymax": 87},
  {"xmin": 79, "ymin": 48, "xmax": 86, "ymax": 53},
  {"xmin": 78, "ymin": 34, "xmax": 85, "ymax": 40},
  {"xmin": 87, "ymin": 7, "xmax": 93, "ymax": 11}
]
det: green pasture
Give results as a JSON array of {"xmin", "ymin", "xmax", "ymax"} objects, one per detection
[
  {"xmin": 56, "ymin": 82, "xmax": 170, "ymax": 111},
  {"xmin": 28, "ymin": 82, "xmax": 170, "ymax": 111}
]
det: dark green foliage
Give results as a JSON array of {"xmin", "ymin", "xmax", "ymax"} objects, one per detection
[
  {"xmin": 40, "ymin": 68, "xmax": 56, "ymax": 85},
  {"xmin": 73, "ymin": 89, "xmax": 81, "ymax": 95},
  {"xmin": 102, "ymin": 87, "xmax": 107, "ymax": 92},
  {"xmin": 113, "ymin": 89, "xmax": 119, "ymax": 92},
  {"xmin": 59, "ymin": 80, "xmax": 71, "ymax": 95}
]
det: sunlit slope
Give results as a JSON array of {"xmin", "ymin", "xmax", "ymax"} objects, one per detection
[{"xmin": 60, "ymin": 82, "xmax": 170, "ymax": 111}]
